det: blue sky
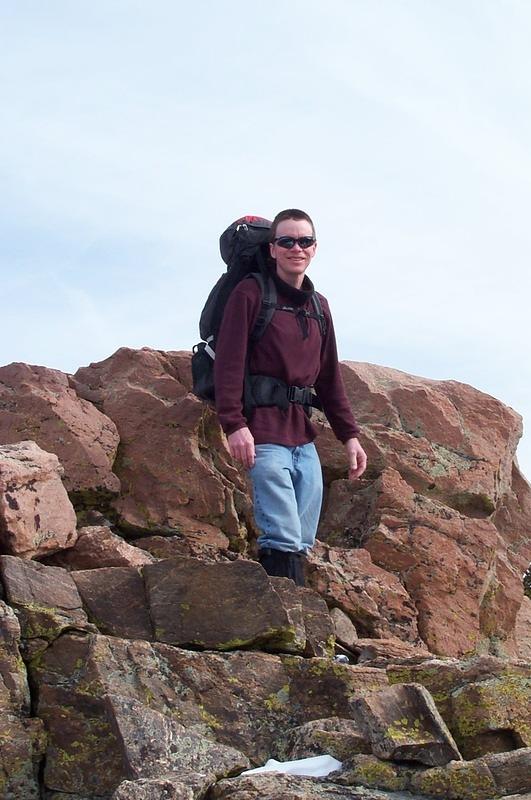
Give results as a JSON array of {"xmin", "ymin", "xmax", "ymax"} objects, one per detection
[{"xmin": 1, "ymin": 1, "xmax": 530, "ymax": 479}]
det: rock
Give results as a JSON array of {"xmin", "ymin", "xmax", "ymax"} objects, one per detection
[
  {"xmin": 38, "ymin": 684, "xmax": 125, "ymax": 795},
  {"xmin": 299, "ymin": 587, "xmax": 335, "ymax": 658},
  {"xmin": 336, "ymin": 362, "xmax": 522, "ymax": 509},
  {"xmin": 267, "ymin": 578, "xmax": 307, "ymax": 653},
  {"xmin": 0, "ymin": 600, "xmax": 46, "ymax": 798},
  {"xmin": 45, "ymin": 795, "xmax": 94, "ymax": 800},
  {"xmin": 106, "ymin": 694, "xmax": 248, "ymax": 779},
  {"xmin": 286, "ymin": 718, "xmax": 371, "ymax": 761},
  {"xmin": 0, "ymin": 555, "xmax": 94, "ymax": 652},
  {"xmin": 387, "ymin": 655, "xmax": 531, "ymax": 759},
  {"xmin": 502, "ymin": 795, "xmax": 531, "ymax": 800},
  {"xmin": 0, "ymin": 361, "xmax": 120, "ymax": 502},
  {"xmin": 330, "ymin": 607, "xmax": 358, "ymax": 650},
  {"xmin": 308, "ymin": 541, "xmax": 420, "ymax": 643},
  {"xmin": 143, "ymin": 557, "xmax": 305, "ymax": 653},
  {"xmin": 483, "ymin": 747, "xmax": 531, "ymax": 794},
  {"xmin": 361, "ymin": 469, "xmax": 522, "ymax": 658},
  {"xmin": 351, "ymin": 683, "xmax": 462, "ymax": 766},
  {"xmin": 30, "ymin": 631, "xmax": 388, "ymax": 785},
  {"xmin": 211, "ymin": 773, "xmax": 423, "ymax": 799},
  {"xmin": 44, "ymin": 525, "xmax": 156, "ymax": 570},
  {"xmin": 0, "ymin": 440, "xmax": 78, "ymax": 558},
  {"xmin": 492, "ymin": 460, "xmax": 531, "ymax": 578},
  {"xmin": 338, "ymin": 749, "xmax": 531, "ymax": 798},
  {"xmin": 72, "ymin": 348, "xmax": 256, "ymax": 548},
  {"xmin": 0, "ymin": 600, "xmax": 30, "ymax": 713},
  {"xmin": 0, "ymin": 713, "xmax": 46, "ymax": 800},
  {"xmin": 334, "ymin": 754, "xmax": 412, "ymax": 792},
  {"xmin": 72, "ymin": 567, "xmax": 153, "ymax": 640},
  {"xmin": 409, "ymin": 758, "xmax": 497, "ymax": 799},
  {"xmin": 351, "ymin": 638, "xmax": 432, "ymax": 666},
  {"xmin": 514, "ymin": 596, "xmax": 531, "ymax": 661},
  {"xmin": 112, "ymin": 776, "xmax": 201, "ymax": 799},
  {"xmin": 450, "ymin": 673, "xmax": 531, "ymax": 754},
  {"xmin": 135, "ymin": 530, "xmax": 231, "ymax": 562},
  {"xmin": 315, "ymin": 359, "xmax": 530, "ymax": 660}
]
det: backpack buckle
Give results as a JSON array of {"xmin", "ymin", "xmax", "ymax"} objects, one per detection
[{"xmin": 287, "ymin": 385, "xmax": 312, "ymax": 405}]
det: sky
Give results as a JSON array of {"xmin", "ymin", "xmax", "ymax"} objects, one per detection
[{"xmin": 1, "ymin": 0, "xmax": 530, "ymax": 479}]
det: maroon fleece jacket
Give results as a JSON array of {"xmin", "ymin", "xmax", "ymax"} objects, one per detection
[{"xmin": 214, "ymin": 270, "xmax": 360, "ymax": 446}]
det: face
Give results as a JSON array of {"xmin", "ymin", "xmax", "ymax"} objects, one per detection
[{"xmin": 269, "ymin": 218, "xmax": 317, "ymax": 288}]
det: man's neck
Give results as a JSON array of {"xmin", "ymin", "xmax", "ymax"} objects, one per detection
[{"xmin": 275, "ymin": 267, "xmax": 305, "ymax": 290}]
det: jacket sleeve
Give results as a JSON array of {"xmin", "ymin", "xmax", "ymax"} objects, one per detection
[
  {"xmin": 213, "ymin": 281, "xmax": 261, "ymax": 436},
  {"xmin": 314, "ymin": 297, "xmax": 361, "ymax": 443}
]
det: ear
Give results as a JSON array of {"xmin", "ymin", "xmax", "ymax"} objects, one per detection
[{"xmin": 269, "ymin": 242, "xmax": 276, "ymax": 259}]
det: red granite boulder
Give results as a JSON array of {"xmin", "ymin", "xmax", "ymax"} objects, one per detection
[
  {"xmin": 72, "ymin": 348, "xmax": 256, "ymax": 551},
  {"xmin": 0, "ymin": 362, "xmax": 120, "ymax": 501},
  {"xmin": 31, "ymin": 631, "xmax": 388, "ymax": 794},
  {"xmin": 307, "ymin": 540, "xmax": 420, "ymax": 644},
  {"xmin": 0, "ymin": 601, "xmax": 45, "ymax": 798},
  {"xmin": 0, "ymin": 441, "xmax": 78, "ymax": 558},
  {"xmin": 316, "ymin": 362, "xmax": 530, "ymax": 659},
  {"xmin": 44, "ymin": 524, "xmax": 155, "ymax": 570},
  {"xmin": 318, "ymin": 465, "xmax": 524, "ymax": 658}
]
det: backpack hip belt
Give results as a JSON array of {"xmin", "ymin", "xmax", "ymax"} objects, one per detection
[{"xmin": 247, "ymin": 373, "xmax": 323, "ymax": 415}]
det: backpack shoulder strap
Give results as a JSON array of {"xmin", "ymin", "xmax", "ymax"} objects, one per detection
[
  {"xmin": 249, "ymin": 273, "xmax": 277, "ymax": 343},
  {"xmin": 311, "ymin": 292, "xmax": 327, "ymax": 338}
]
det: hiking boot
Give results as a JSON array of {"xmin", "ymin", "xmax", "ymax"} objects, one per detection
[{"xmin": 258, "ymin": 548, "xmax": 306, "ymax": 587}]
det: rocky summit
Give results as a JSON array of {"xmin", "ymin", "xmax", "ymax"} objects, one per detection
[{"xmin": 0, "ymin": 347, "xmax": 530, "ymax": 800}]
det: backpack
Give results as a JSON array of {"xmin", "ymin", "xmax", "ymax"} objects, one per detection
[{"xmin": 191, "ymin": 215, "xmax": 326, "ymax": 414}]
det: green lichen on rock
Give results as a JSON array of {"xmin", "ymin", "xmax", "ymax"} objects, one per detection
[
  {"xmin": 15, "ymin": 603, "xmax": 65, "ymax": 640},
  {"xmin": 198, "ymin": 704, "xmax": 222, "ymax": 730},
  {"xmin": 413, "ymin": 760, "xmax": 497, "ymax": 800},
  {"xmin": 69, "ymin": 486, "xmax": 117, "ymax": 522},
  {"xmin": 324, "ymin": 634, "xmax": 336, "ymax": 658},
  {"xmin": 0, "ymin": 716, "xmax": 45, "ymax": 800},
  {"xmin": 386, "ymin": 715, "xmax": 426, "ymax": 745},
  {"xmin": 264, "ymin": 684, "xmax": 290, "ymax": 712},
  {"xmin": 306, "ymin": 657, "xmax": 350, "ymax": 680},
  {"xmin": 45, "ymin": 713, "xmax": 122, "ymax": 794},
  {"xmin": 452, "ymin": 674, "xmax": 531, "ymax": 745},
  {"xmin": 343, "ymin": 755, "xmax": 408, "ymax": 791},
  {"xmin": 449, "ymin": 491, "xmax": 496, "ymax": 516},
  {"xmin": 387, "ymin": 664, "xmax": 454, "ymax": 719},
  {"xmin": 214, "ymin": 625, "xmax": 300, "ymax": 652}
]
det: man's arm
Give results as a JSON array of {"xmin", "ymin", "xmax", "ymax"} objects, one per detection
[
  {"xmin": 314, "ymin": 297, "xmax": 367, "ymax": 480},
  {"xmin": 214, "ymin": 281, "xmax": 261, "ymax": 468}
]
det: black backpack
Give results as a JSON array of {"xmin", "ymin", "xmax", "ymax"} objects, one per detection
[{"xmin": 191, "ymin": 215, "xmax": 326, "ymax": 413}]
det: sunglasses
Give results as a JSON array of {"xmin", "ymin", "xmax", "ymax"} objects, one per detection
[{"xmin": 273, "ymin": 236, "xmax": 316, "ymax": 250}]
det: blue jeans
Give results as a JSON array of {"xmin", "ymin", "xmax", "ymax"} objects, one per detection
[{"xmin": 249, "ymin": 442, "xmax": 323, "ymax": 553}]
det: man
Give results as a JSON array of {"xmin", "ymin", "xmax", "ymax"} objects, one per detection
[{"xmin": 214, "ymin": 209, "xmax": 366, "ymax": 585}]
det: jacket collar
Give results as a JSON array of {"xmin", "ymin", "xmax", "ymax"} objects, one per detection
[{"xmin": 269, "ymin": 265, "xmax": 314, "ymax": 306}]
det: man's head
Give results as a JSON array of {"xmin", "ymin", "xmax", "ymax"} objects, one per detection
[
  {"xmin": 269, "ymin": 209, "xmax": 317, "ymax": 288},
  {"xmin": 270, "ymin": 209, "xmax": 316, "ymax": 241}
]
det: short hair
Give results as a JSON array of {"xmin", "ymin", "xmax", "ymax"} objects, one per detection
[{"xmin": 270, "ymin": 209, "xmax": 316, "ymax": 241}]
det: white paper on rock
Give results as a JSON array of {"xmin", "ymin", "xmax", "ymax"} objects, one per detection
[{"xmin": 240, "ymin": 754, "xmax": 342, "ymax": 778}]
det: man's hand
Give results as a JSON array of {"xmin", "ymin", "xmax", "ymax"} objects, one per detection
[
  {"xmin": 345, "ymin": 437, "xmax": 367, "ymax": 480},
  {"xmin": 227, "ymin": 427, "xmax": 256, "ymax": 469}
]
